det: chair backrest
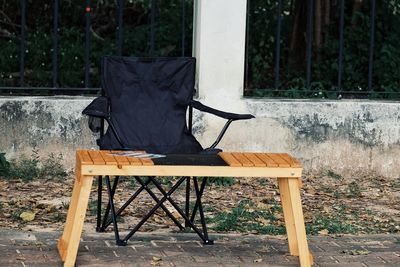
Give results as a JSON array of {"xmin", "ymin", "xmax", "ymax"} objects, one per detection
[{"xmin": 99, "ymin": 56, "xmax": 203, "ymax": 154}]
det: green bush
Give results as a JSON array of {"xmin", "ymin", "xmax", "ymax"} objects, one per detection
[
  {"xmin": 0, "ymin": 153, "xmax": 10, "ymax": 176},
  {"xmin": 3, "ymin": 150, "xmax": 68, "ymax": 182}
]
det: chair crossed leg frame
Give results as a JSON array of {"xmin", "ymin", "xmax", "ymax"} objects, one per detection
[{"xmin": 96, "ymin": 176, "xmax": 213, "ymax": 246}]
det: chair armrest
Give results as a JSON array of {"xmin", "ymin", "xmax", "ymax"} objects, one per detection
[
  {"xmin": 189, "ymin": 100, "xmax": 255, "ymax": 120},
  {"xmin": 82, "ymin": 96, "xmax": 110, "ymax": 118}
]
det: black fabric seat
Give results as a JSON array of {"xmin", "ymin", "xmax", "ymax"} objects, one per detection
[{"xmin": 83, "ymin": 56, "xmax": 254, "ymax": 245}]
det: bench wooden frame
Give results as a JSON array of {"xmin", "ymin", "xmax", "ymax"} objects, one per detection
[{"xmin": 58, "ymin": 150, "xmax": 313, "ymax": 267}]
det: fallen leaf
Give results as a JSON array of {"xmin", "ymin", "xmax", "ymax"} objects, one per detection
[
  {"xmin": 342, "ymin": 249, "xmax": 371, "ymax": 255},
  {"xmin": 318, "ymin": 229, "xmax": 329, "ymax": 235},
  {"xmin": 20, "ymin": 211, "xmax": 35, "ymax": 222},
  {"xmin": 152, "ymin": 256, "xmax": 162, "ymax": 262},
  {"xmin": 150, "ymin": 256, "xmax": 163, "ymax": 266}
]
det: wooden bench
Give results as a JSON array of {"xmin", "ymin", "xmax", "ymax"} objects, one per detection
[{"xmin": 58, "ymin": 150, "xmax": 313, "ymax": 267}]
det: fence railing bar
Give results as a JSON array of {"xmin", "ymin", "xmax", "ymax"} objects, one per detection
[
  {"xmin": 84, "ymin": 0, "xmax": 91, "ymax": 88},
  {"xmin": 289, "ymin": 0, "xmax": 294, "ymax": 15},
  {"xmin": 181, "ymin": 0, "xmax": 186, "ymax": 57},
  {"xmin": 274, "ymin": 0, "xmax": 282, "ymax": 90},
  {"xmin": 149, "ymin": 0, "xmax": 156, "ymax": 56},
  {"xmin": 306, "ymin": 0, "xmax": 314, "ymax": 89},
  {"xmin": 0, "ymin": 87, "xmax": 100, "ymax": 91},
  {"xmin": 236, "ymin": 89, "xmax": 400, "ymax": 95},
  {"xmin": 337, "ymin": 0, "xmax": 345, "ymax": 93},
  {"xmin": 52, "ymin": 0, "xmax": 59, "ymax": 88},
  {"xmin": 19, "ymin": 0, "xmax": 26, "ymax": 87},
  {"xmin": 368, "ymin": 0, "xmax": 376, "ymax": 92},
  {"xmin": 117, "ymin": 0, "xmax": 124, "ymax": 56}
]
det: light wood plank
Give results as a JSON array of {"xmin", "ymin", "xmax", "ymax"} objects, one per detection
[
  {"xmin": 287, "ymin": 178, "xmax": 312, "ymax": 267},
  {"xmin": 232, "ymin": 153, "xmax": 254, "ymax": 167},
  {"xmin": 63, "ymin": 175, "xmax": 94, "ymax": 267},
  {"xmin": 58, "ymin": 157, "xmax": 82, "ymax": 261},
  {"xmin": 278, "ymin": 153, "xmax": 302, "ymax": 168},
  {"xmin": 267, "ymin": 153, "xmax": 291, "ymax": 167},
  {"xmin": 218, "ymin": 152, "xmax": 242, "ymax": 167},
  {"xmin": 77, "ymin": 150, "xmax": 92, "ymax": 165},
  {"xmin": 278, "ymin": 178, "xmax": 299, "ymax": 256},
  {"xmin": 87, "ymin": 150, "xmax": 106, "ymax": 165},
  {"xmin": 243, "ymin": 153, "xmax": 266, "ymax": 167},
  {"xmin": 256, "ymin": 153, "xmax": 279, "ymax": 167},
  {"xmin": 99, "ymin": 151, "xmax": 118, "ymax": 165},
  {"xmin": 81, "ymin": 165, "xmax": 302, "ymax": 178}
]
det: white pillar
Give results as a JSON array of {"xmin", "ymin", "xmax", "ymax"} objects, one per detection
[
  {"xmin": 193, "ymin": 0, "xmax": 248, "ymax": 109},
  {"xmin": 192, "ymin": 0, "xmax": 250, "ymax": 150}
]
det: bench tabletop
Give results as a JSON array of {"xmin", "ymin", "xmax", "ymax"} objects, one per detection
[
  {"xmin": 77, "ymin": 150, "xmax": 301, "ymax": 167},
  {"xmin": 76, "ymin": 150, "xmax": 302, "ymax": 178}
]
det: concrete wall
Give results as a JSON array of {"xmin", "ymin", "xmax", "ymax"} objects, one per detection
[
  {"xmin": 1, "ymin": 96, "xmax": 399, "ymax": 177},
  {"xmin": 0, "ymin": 97, "xmax": 96, "ymax": 168}
]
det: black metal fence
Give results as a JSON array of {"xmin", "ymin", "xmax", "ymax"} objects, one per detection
[
  {"xmin": 1, "ymin": 0, "xmax": 399, "ymax": 100},
  {"xmin": 245, "ymin": 0, "xmax": 400, "ymax": 99},
  {"xmin": 0, "ymin": 0, "xmax": 192, "ymax": 95}
]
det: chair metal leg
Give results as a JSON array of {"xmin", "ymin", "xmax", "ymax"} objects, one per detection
[
  {"xmin": 105, "ymin": 176, "xmax": 125, "ymax": 246},
  {"xmin": 185, "ymin": 177, "xmax": 190, "ymax": 227},
  {"xmin": 96, "ymin": 176, "xmax": 102, "ymax": 232},
  {"xmin": 122, "ymin": 177, "xmax": 187, "ymax": 242},
  {"xmin": 136, "ymin": 177, "xmax": 184, "ymax": 230},
  {"xmin": 190, "ymin": 177, "xmax": 207, "ymax": 223},
  {"xmin": 102, "ymin": 177, "xmax": 150, "ymax": 230},
  {"xmin": 101, "ymin": 175, "xmax": 211, "ymax": 245},
  {"xmin": 148, "ymin": 177, "xmax": 212, "ymax": 244},
  {"xmin": 193, "ymin": 177, "xmax": 212, "ymax": 244},
  {"xmin": 102, "ymin": 176, "xmax": 184, "ymax": 235},
  {"xmin": 100, "ymin": 176, "xmax": 120, "ymax": 231}
]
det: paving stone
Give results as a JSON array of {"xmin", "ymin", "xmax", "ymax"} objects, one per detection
[
  {"xmin": 334, "ymin": 254, "xmax": 386, "ymax": 264},
  {"xmin": 317, "ymin": 263, "xmax": 366, "ymax": 267}
]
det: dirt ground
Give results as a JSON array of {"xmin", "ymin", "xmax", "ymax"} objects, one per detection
[{"xmin": 0, "ymin": 170, "xmax": 399, "ymax": 236}]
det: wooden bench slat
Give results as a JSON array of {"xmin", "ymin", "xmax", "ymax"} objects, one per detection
[
  {"xmin": 139, "ymin": 158, "xmax": 154, "ymax": 166},
  {"xmin": 114, "ymin": 156, "xmax": 131, "ymax": 166},
  {"xmin": 218, "ymin": 152, "xmax": 242, "ymax": 167},
  {"xmin": 127, "ymin": 156, "xmax": 143, "ymax": 165},
  {"xmin": 99, "ymin": 151, "xmax": 118, "ymax": 165},
  {"xmin": 87, "ymin": 150, "xmax": 106, "ymax": 165},
  {"xmin": 232, "ymin": 153, "xmax": 254, "ymax": 167},
  {"xmin": 256, "ymin": 153, "xmax": 279, "ymax": 167},
  {"xmin": 78, "ymin": 150, "xmax": 93, "ymax": 165},
  {"xmin": 267, "ymin": 153, "xmax": 291, "ymax": 167},
  {"xmin": 110, "ymin": 151, "xmax": 131, "ymax": 166},
  {"xmin": 278, "ymin": 153, "xmax": 302, "ymax": 168},
  {"xmin": 243, "ymin": 153, "xmax": 266, "ymax": 167}
]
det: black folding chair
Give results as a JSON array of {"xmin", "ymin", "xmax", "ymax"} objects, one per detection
[{"xmin": 82, "ymin": 56, "xmax": 254, "ymax": 246}]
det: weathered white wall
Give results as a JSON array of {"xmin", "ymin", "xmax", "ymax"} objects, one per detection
[
  {"xmin": 1, "ymin": 97, "xmax": 399, "ymax": 177},
  {"xmin": 0, "ymin": 97, "xmax": 96, "ymax": 168}
]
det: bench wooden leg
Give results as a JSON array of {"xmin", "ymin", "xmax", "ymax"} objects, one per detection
[
  {"xmin": 278, "ymin": 177, "xmax": 313, "ymax": 267},
  {"xmin": 58, "ymin": 173, "xmax": 94, "ymax": 267}
]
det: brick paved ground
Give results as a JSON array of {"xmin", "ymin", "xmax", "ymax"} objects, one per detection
[{"xmin": 0, "ymin": 230, "xmax": 399, "ymax": 267}]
